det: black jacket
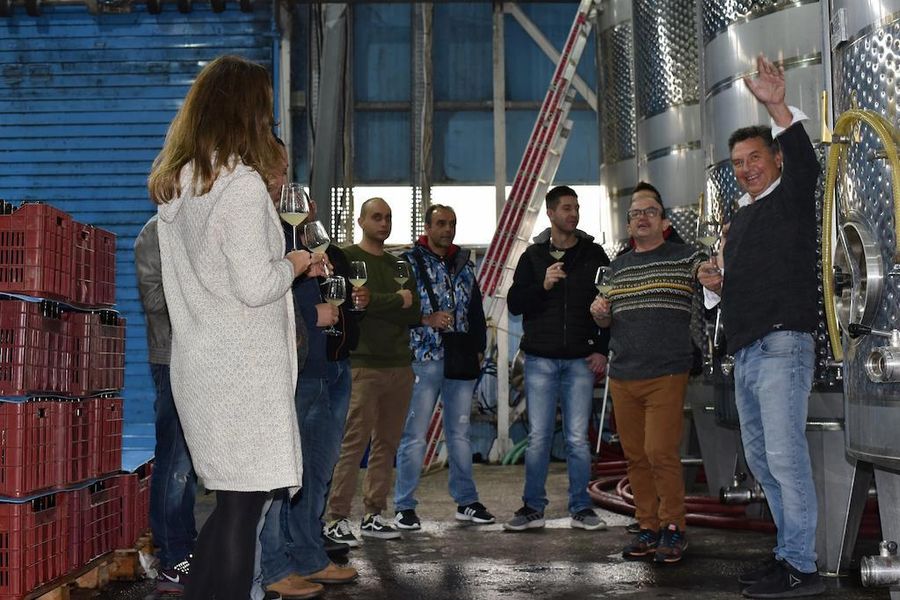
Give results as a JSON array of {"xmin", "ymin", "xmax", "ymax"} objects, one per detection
[{"xmin": 507, "ymin": 228, "xmax": 610, "ymax": 358}]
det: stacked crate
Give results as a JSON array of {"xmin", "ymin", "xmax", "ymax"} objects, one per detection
[{"xmin": 0, "ymin": 202, "xmax": 138, "ymax": 598}]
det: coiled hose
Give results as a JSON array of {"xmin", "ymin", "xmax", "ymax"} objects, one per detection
[{"xmin": 822, "ymin": 109, "xmax": 900, "ymax": 361}]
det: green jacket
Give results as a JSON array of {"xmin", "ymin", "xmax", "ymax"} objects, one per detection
[{"xmin": 343, "ymin": 244, "xmax": 421, "ymax": 368}]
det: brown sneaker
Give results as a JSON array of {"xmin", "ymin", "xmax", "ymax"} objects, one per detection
[
  {"xmin": 266, "ymin": 574, "xmax": 324, "ymax": 599},
  {"xmin": 306, "ymin": 562, "xmax": 359, "ymax": 584},
  {"xmin": 653, "ymin": 523, "xmax": 688, "ymax": 564}
]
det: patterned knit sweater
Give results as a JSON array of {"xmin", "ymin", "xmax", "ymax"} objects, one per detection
[
  {"xmin": 607, "ymin": 242, "xmax": 702, "ymax": 380},
  {"xmin": 157, "ymin": 160, "xmax": 303, "ymax": 493}
]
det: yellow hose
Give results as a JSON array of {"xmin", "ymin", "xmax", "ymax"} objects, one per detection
[{"xmin": 822, "ymin": 109, "xmax": 900, "ymax": 362}]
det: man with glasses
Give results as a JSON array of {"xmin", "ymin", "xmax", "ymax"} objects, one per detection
[
  {"xmin": 504, "ymin": 185, "xmax": 610, "ymax": 532},
  {"xmin": 590, "ymin": 182, "xmax": 702, "ymax": 564}
]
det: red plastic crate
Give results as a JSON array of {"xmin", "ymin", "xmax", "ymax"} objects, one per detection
[
  {"xmin": 0, "ymin": 401, "xmax": 64, "ymax": 498},
  {"xmin": 119, "ymin": 462, "xmax": 152, "ymax": 549},
  {"xmin": 0, "ymin": 300, "xmax": 70, "ymax": 397},
  {"xmin": 65, "ymin": 311, "xmax": 125, "ymax": 396},
  {"xmin": 0, "ymin": 492, "xmax": 70, "ymax": 600},
  {"xmin": 0, "ymin": 203, "xmax": 74, "ymax": 302},
  {"xmin": 60, "ymin": 400, "xmax": 99, "ymax": 486},
  {"xmin": 72, "ymin": 224, "xmax": 116, "ymax": 308},
  {"xmin": 77, "ymin": 477, "xmax": 123, "ymax": 565},
  {"xmin": 96, "ymin": 397, "xmax": 122, "ymax": 477}
]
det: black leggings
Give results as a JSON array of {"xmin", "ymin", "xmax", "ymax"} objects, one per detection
[{"xmin": 185, "ymin": 490, "xmax": 269, "ymax": 600}]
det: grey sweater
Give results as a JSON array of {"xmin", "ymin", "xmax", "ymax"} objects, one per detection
[{"xmin": 606, "ymin": 242, "xmax": 701, "ymax": 380}]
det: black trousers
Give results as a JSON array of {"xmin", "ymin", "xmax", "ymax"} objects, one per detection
[{"xmin": 184, "ymin": 489, "xmax": 270, "ymax": 600}]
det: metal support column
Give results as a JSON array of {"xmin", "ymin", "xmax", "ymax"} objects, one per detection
[
  {"xmin": 411, "ymin": 2, "xmax": 433, "ymax": 241},
  {"xmin": 309, "ymin": 3, "xmax": 348, "ymax": 230}
]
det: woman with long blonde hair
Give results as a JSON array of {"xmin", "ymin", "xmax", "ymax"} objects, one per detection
[{"xmin": 148, "ymin": 55, "xmax": 320, "ymax": 600}]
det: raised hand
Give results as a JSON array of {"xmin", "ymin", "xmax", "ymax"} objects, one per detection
[{"xmin": 743, "ymin": 54, "xmax": 792, "ymax": 126}]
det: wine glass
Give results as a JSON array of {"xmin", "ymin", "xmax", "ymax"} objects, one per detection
[
  {"xmin": 394, "ymin": 261, "xmax": 411, "ymax": 289},
  {"xmin": 440, "ymin": 289, "xmax": 456, "ymax": 331},
  {"xmin": 549, "ymin": 242, "xmax": 565, "ymax": 260},
  {"xmin": 595, "ymin": 266, "xmax": 612, "ymax": 297},
  {"xmin": 321, "ymin": 276, "xmax": 345, "ymax": 336},
  {"xmin": 300, "ymin": 220, "xmax": 332, "ymax": 277},
  {"xmin": 279, "ymin": 184, "xmax": 310, "ymax": 250},
  {"xmin": 696, "ymin": 220, "xmax": 720, "ymax": 258},
  {"xmin": 348, "ymin": 260, "xmax": 368, "ymax": 312}
]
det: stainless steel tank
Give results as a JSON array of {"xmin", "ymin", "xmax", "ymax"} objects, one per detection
[
  {"xmin": 632, "ymin": 0, "xmax": 704, "ymax": 237},
  {"xmin": 827, "ymin": 7, "xmax": 900, "ymax": 587},
  {"xmin": 597, "ymin": 0, "xmax": 638, "ymax": 252},
  {"xmin": 830, "ymin": 0, "xmax": 900, "ymax": 473}
]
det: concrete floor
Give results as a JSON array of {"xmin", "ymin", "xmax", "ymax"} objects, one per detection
[{"xmin": 100, "ymin": 463, "xmax": 890, "ymax": 600}]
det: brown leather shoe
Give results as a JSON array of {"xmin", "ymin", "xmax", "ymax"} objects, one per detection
[
  {"xmin": 266, "ymin": 574, "xmax": 324, "ymax": 599},
  {"xmin": 306, "ymin": 562, "xmax": 359, "ymax": 584}
]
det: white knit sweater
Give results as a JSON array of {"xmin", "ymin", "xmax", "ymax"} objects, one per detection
[{"xmin": 157, "ymin": 160, "xmax": 302, "ymax": 493}]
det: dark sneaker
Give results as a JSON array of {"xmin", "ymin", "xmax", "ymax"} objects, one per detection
[
  {"xmin": 360, "ymin": 513, "xmax": 402, "ymax": 539},
  {"xmin": 322, "ymin": 532, "xmax": 350, "ymax": 557},
  {"xmin": 394, "ymin": 509, "xmax": 422, "ymax": 530},
  {"xmin": 156, "ymin": 556, "xmax": 191, "ymax": 593},
  {"xmin": 570, "ymin": 508, "xmax": 607, "ymax": 531},
  {"xmin": 654, "ymin": 523, "xmax": 688, "ymax": 564},
  {"xmin": 503, "ymin": 505, "xmax": 545, "ymax": 531},
  {"xmin": 742, "ymin": 561, "xmax": 825, "ymax": 598},
  {"xmin": 324, "ymin": 518, "xmax": 360, "ymax": 548},
  {"xmin": 622, "ymin": 528, "xmax": 659, "ymax": 560},
  {"xmin": 626, "ymin": 521, "xmax": 641, "ymax": 534},
  {"xmin": 739, "ymin": 556, "xmax": 782, "ymax": 586},
  {"xmin": 456, "ymin": 502, "xmax": 496, "ymax": 524}
]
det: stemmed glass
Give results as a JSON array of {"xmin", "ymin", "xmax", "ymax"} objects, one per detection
[
  {"xmin": 348, "ymin": 260, "xmax": 368, "ymax": 312},
  {"xmin": 300, "ymin": 221, "xmax": 332, "ymax": 277},
  {"xmin": 595, "ymin": 266, "xmax": 612, "ymax": 297},
  {"xmin": 321, "ymin": 277, "xmax": 345, "ymax": 336},
  {"xmin": 279, "ymin": 184, "xmax": 310, "ymax": 250},
  {"xmin": 696, "ymin": 220, "xmax": 720, "ymax": 258},
  {"xmin": 549, "ymin": 242, "xmax": 565, "ymax": 261},
  {"xmin": 394, "ymin": 261, "xmax": 411, "ymax": 289},
  {"xmin": 440, "ymin": 290, "xmax": 456, "ymax": 332}
]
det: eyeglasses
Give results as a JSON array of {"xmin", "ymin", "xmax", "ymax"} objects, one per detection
[{"xmin": 627, "ymin": 207, "xmax": 662, "ymax": 219}]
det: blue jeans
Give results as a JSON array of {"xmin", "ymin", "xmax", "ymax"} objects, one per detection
[
  {"xmin": 260, "ymin": 359, "xmax": 352, "ymax": 583},
  {"xmin": 522, "ymin": 354, "xmax": 594, "ymax": 514},
  {"xmin": 149, "ymin": 363, "xmax": 197, "ymax": 569},
  {"xmin": 394, "ymin": 360, "xmax": 479, "ymax": 511},
  {"xmin": 734, "ymin": 331, "xmax": 817, "ymax": 573}
]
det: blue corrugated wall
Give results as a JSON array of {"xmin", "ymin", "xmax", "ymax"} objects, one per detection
[
  {"xmin": 351, "ymin": 1, "xmax": 599, "ymax": 184},
  {"xmin": 0, "ymin": 3, "xmax": 277, "ymax": 428}
]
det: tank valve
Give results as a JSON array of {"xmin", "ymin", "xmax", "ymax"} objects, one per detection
[
  {"xmin": 719, "ymin": 474, "xmax": 765, "ymax": 505},
  {"xmin": 861, "ymin": 541, "xmax": 900, "ymax": 588},
  {"xmin": 845, "ymin": 325, "xmax": 900, "ymax": 382}
]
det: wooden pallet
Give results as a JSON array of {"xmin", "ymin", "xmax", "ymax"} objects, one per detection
[{"xmin": 27, "ymin": 533, "xmax": 153, "ymax": 600}]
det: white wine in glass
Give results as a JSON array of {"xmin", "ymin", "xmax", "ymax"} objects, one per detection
[
  {"xmin": 279, "ymin": 184, "xmax": 310, "ymax": 249},
  {"xmin": 394, "ymin": 261, "xmax": 411, "ymax": 288},
  {"xmin": 549, "ymin": 246, "xmax": 565, "ymax": 260},
  {"xmin": 595, "ymin": 266, "xmax": 613, "ymax": 296},
  {"xmin": 321, "ymin": 276, "xmax": 345, "ymax": 336},
  {"xmin": 349, "ymin": 260, "xmax": 367, "ymax": 311},
  {"xmin": 300, "ymin": 221, "xmax": 332, "ymax": 275}
]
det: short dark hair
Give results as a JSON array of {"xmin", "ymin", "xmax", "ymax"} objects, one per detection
[
  {"xmin": 424, "ymin": 204, "xmax": 456, "ymax": 226},
  {"xmin": 630, "ymin": 181, "xmax": 666, "ymax": 219},
  {"xmin": 546, "ymin": 185, "xmax": 578, "ymax": 210},
  {"xmin": 727, "ymin": 125, "xmax": 780, "ymax": 154}
]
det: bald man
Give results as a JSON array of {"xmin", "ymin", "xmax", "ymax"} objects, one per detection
[{"xmin": 324, "ymin": 198, "xmax": 421, "ymax": 545}]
